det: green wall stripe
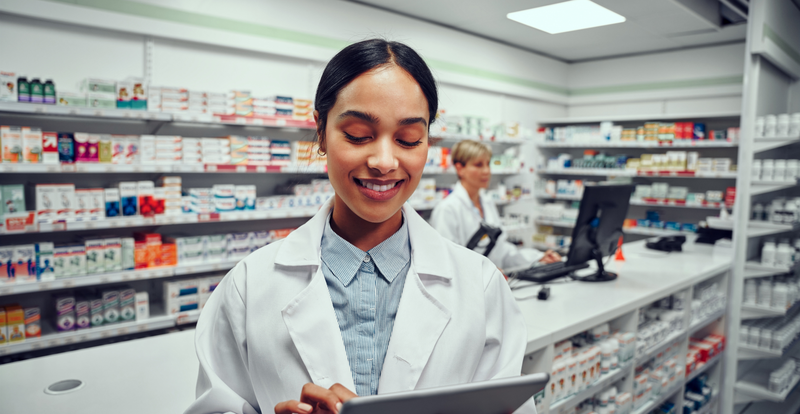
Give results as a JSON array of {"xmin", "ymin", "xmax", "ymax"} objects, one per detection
[
  {"xmin": 42, "ymin": 0, "xmax": 744, "ymax": 98},
  {"xmin": 763, "ymin": 23, "xmax": 800, "ymax": 66},
  {"xmin": 570, "ymin": 75, "xmax": 743, "ymax": 96}
]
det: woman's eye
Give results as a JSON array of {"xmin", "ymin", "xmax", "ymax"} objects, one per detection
[
  {"xmin": 397, "ymin": 139, "xmax": 423, "ymax": 148},
  {"xmin": 343, "ymin": 132, "xmax": 370, "ymax": 143}
]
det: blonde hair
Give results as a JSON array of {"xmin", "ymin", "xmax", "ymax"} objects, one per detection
[{"xmin": 451, "ymin": 140, "xmax": 492, "ymax": 166}]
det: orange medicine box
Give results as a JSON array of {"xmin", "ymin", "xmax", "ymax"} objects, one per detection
[
  {"xmin": 6, "ymin": 305, "xmax": 25, "ymax": 343},
  {"xmin": 24, "ymin": 307, "xmax": 41, "ymax": 337},
  {"xmin": 159, "ymin": 243, "xmax": 177, "ymax": 267},
  {"xmin": 0, "ymin": 307, "xmax": 7, "ymax": 345},
  {"xmin": 134, "ymin": 241, "xmax": 149, "ymax": 269}
]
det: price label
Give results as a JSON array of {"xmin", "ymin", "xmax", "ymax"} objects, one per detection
[
  {"xmin": 122, "ymin": 273, "xmax": 132, "ymax": 281},
  {"xmin": 256, "ymin": 166, "xmax": 267, "ymax": 173},
  {"xmin": 199, "ymin": 213, "xmax": 210, "ymax": 221},
  {"xmin": 206, "ymin": 165, "xmax": 217, "ymax": 172},
  {"xmin": 69, "ymin": 109, "xmax": 79, "ymax": 115},
  {"xmin": 94, "ymin": 110, "xmax": 104, "ymax": 116},
  {"xmin": 62, "ymin": 164, "xmax": 76, "ymax": 172},
  {"xmin": 31, "ymin": 342, "xmax": 43, "ymax": 349},
  {"xmin": 46, "ymin": 166, "xmax": 59, "ymax": 172},
  {"xmin": 64, "ymin": 280, "xmax": 75, "ymax": 287},
  {"xmin": 276, "ymin": 119, "xmax": 287, "ymax": 126},
  {"xmin": 252, "ymin": 118, "xmax": 264, "ymax": 125},
  {"xmin": 100, "ymin": 331, "xmax": 111, "ymax": 338},
  {"xmin": 48, "ymin": 339, "xmax": 59, "ymax": 347},
  {"xmin": 118, "ymin": 327, "xmax": 129, "ymax": 335},
  {"xmin": 236, "ymin": 165, "xmax": 247, "ymax": 173},
  {"xmin": 177, "ymin": 313, "xmax": 192, "ymax": 325},
  {"xmin": 34, "ymin": 106, "xmax": 46, "ymax": 113},
  {"xmin": 100, "ymin": 275, "xmax": 110, "ymax": 283},
  {"xmin": 138, "ymin": 324, "xmax": 148, "ymax": 332},
  {"xmin": 77, "ymin": 335, "xmax": 88, "ymax": 342},
  {"xmin": 38, "ymin": 282, "xmax": 52, "ymax": 291},
  {"xmin": 0, "ymin": 287, "xmax": 12, "ymax": 295},
  {"xmin": 235, "ymin": 117, "xmax": 246, "ymax": 124},
  {"xmin": 64, "ymin": 337, "xmax": 75, "ymax": 344}
]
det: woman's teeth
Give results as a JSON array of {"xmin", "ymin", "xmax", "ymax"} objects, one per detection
[{"xmin": 358, "ymin": 179, "xmax": 399, "ymax": 192}]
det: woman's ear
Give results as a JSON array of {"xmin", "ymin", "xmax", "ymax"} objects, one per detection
[{"xmin": 454, "ymin": 162, "xmax": 464, "ymax": 179}]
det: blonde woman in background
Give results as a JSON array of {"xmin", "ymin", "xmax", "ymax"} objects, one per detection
[{"xmin": 430, "ymin": 140, "xmax": 561, "ymax": 272}]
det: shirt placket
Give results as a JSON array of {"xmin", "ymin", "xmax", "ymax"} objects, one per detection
[{"xmin": 356, "ymin": 253, "xmax": 377, "ymax": 396}]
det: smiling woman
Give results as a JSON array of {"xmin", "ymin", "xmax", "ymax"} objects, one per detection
[{"xmin": 185, "ymin": 39, "xmax": 538, "ymax": 414}]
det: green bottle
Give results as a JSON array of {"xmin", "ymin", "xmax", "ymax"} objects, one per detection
[
  {"xmin": 30, "ymin": 78, "xmax": 43, "ymax": 104},
  {"xmin": 44, "ymin": 80, "xmax": 56, "ymax": 104},
  {"xmin": 17, "ymin": 76, "xmax": 30, "ymax": 102}
]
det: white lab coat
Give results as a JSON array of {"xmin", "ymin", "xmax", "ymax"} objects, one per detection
[
  {"xmin": 430, "ymin": 182, "xmax": 544, "ymax": 272},
  {"xmin": 186, "ymin": 198, "xmax": 537, "ymax": 414}
]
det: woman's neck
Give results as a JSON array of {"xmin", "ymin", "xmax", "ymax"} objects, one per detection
[
  {"xmin": 330, "ymin": 195, "xmax": 403, "ymax": 252},
  {"xmin": 461, "ymin": 181, "xmax": 481, "ymax": 207}
]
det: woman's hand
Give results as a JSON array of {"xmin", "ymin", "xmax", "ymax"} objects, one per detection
[
  {"xmin": 274, "ymin": 383, "xmax": 357, "ymax": 414},
  {"xmin": 538, "ymin": 250, "xmax": 562, "ymax": 264}
]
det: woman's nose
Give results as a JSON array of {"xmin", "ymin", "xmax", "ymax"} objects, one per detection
[{"xmin": 367, "ymin": 138, "xmax": 399, "ymax": 174}]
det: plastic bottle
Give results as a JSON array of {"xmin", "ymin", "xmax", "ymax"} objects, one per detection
[
  {"xmin": 755, "ymin": 116, "xmax": 766, "ymax": 138},
  {"xmin": 775, "ymin": 159, "xmax": 787, "ymax": 181},
  {"xmin": 787, "ymin": 159, "xmax": 799, "ymax": 180},
  {"xmin": 745, "ymin": 279, "xmax": 758, "ymax": 305},
  {"xmin": 43, "ymin": 79, "xmax": 56, "ymax": 105},
  {"xmin": 752, "ymin": 203, "xmax": 764, "ymax": 221},
  {"xmin": 29, "ymin": 77, "xmax": 43, "ymax": 104},
  {"xmin": 766, "ymin": 115, "xmax": 778, "ymax": 138},
  {"xmin": 762, "ymin": 241, "xmax": 777, "ymax": 266},
  {"xmin": 762, "ymin": 159, "xmax": 775, "ymax": 181},
  {"xmin": 777, "ymin": 114, "xmax": 790, "ymax": 137},
  {"xmin": 17, "ymin": 76, "xmax": 30, "ymax": 102},
  {"xmin": 773, "ymin": 283, "xmax": 789, "ymax": 310},
  {"xmin": 790, "ymin": 113, "xmax": 800, "ymax": 138},
  {"xmin": 753, "ymin": 159, "xmax": 762, "ymax": 181},
  {"xmin": 758, "ymin": 279, "xmax": 773, "ymax": 306}
]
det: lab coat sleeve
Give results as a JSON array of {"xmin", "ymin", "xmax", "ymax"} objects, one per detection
[
  {"xmin": 472, "ymin": 260, "xmax": 538, "ymax": 414},
  {"xmin": 185, "ymin": 264, "xmax": 260, "ymax": 414}
]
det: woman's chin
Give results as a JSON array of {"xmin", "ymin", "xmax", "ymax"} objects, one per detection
[{"xmin": 347, "ymin": 198, "xmax": 406, "ymax": 224}]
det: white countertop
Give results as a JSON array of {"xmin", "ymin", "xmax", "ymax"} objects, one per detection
[
  {"xmin": 0, "ymin": 329, "xmax": 198, "ymax": 414},
  {"xmin": 0, "ymin": 238, "xmax": 731, "ymax": 414},
  {"xmin": 515, "ymin": 237, "xmax": 731, "ymax": 353}
]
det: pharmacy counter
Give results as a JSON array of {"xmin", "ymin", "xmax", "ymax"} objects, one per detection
[
  {"xmin": 517, "ymin": 236, "xmax": 731, "ymax": 354},
  {"xmin": 1, "ymin": 329, "xmax": 198, "ymax": 414}
]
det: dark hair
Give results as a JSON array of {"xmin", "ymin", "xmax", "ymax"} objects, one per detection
[{"xmin": 314, "ymin": 39, "xmax": 438, "ymax": 149}]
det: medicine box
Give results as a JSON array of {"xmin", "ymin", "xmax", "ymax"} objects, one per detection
[
  {"xmin": 1, "ymin": 125, "xmax": 22, "ymax": 163},
  {"xmin": 74, "ymin": 189, "xmax": 93, "ymax": 221},
  {"xmin": 0, "ymin": 71, "xmax": 17, "ymax": 102},
  {"xmin": 166, "ymin": 294, "xmax": 199, "ymax": 314},
  {"xmin": 69, "ymin": 244, "xmax": 87, "ymax": 276},
  {"xmin": 2, "ymin": 184, "xmax": 25, "ymax": 214},
  {"xmin": 164, "ymin": 279, "xmax": 199, "ymax": 302},
  {"xmin": 55, "ymin": 296, "xmax": 76, "ymax": 332},
  {"xmin": 24, "ymin": 307, "xmax": 41, "ymax": 338},
  {"xmin": 135, "ymin": 291, "xmax": 149, "ymax": 320},
  {"xmin": 58, "ymin": 133, "xmax": 75, "ymax": 163},
  {"xmin": 0, "ymin": 308, "xmax": 6, "ymax": 345},
  {"xmin": 121, "ymin": 237, "xmax": 135, "ymax": 270},
  {"xmin": 137, "ymin": 180, "xmax": 155, "ymax": 216},
  {"xmin": 42, "ymin": 131, "xmax": 59, "ymax": 164},
  {"xmin": 12, "ymin": 244, "xmax": 36, "ymax": 283},
  {"xmin": 119, "ymin": 288, "xmax": 136, "ymax": 321},
  {"xmin": 75, "ymin": 298, "xmax": 91, "ymax": 330},
  {"xmin": 52, "ymin": 245, "xmax": 70, "ymax": 278},
  {"xmin": 102, "ymin": 290, "xmax": 120, "ymax": 324},
  {"xmin": 90, "ymin": 298, "xmax": 104, "ymax": 327},
  {"xmin": 35, "ymin": 242, "xmax": 55, "ymax": 282},
  {"xmin": 7, "ymin": 305, "xmax": 25, "ymax": 342},
  {"xmin": 21, "ymin": 126, "xmax": 42, "ymax": 163},
  {"xmin": 0, "ymin": 247, "xmax": 12, "ymax": 282},
  {"xmin": 84, "ymin": 239, "xmax": 106, "ymax": 274},
  {"xmin": 104, "ymin": 238, "xmax": 122, "ymax": 271},
  {"xmin": 56, "ymin": 184, "xmax": 76, "ymax": 221},
  {"xmin": 118, "ymin": 182, "xmax": 138, "ymax": 216},
  {"xmin": 104, "ymin": 188, "xmax": 120, "ymax": 217}
]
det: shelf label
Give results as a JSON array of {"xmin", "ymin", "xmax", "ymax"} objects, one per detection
[
  {"xmin": 94, "ymin": 110, "xmax": 104, "ymax": 117},
  {"xmin": 121, "ymin": 273, "xmax": 132, "ymax": 281},
  {"xmin": 236, "ymin": 165, "xmax": 247, "ymax": 173},
  {"xmin": 177, "ymin": 313, "xmax": 192, "ymax": 325},
  {"xmin": 63, "ymin": 280, "xmax": 75, "ymax": 287},
  {"xmin": 100, "ymin": 331, "xmax": 111, "ymax": 338},
  {"xmin": 38, "ymin": 282, "xmax": 52, "ymax": 291},
  {"xmin": 138, "ymin": 324, "xmax": 148, "ymax": 332},
  {"xmin": 256, "ymin": 166, "xmax": 267, "ymax": 173},
  {"xmin": 118, "ymin": 327, "xmax": 129, "ymax": 335},
  {"xmin": 0, "ymin": 286, "xmax": 12, "ymax": 295},
  {"xmin": 252, "ymin": 118, "xmax": 264, "ymax": 125},
  {"xmin": 276, "ymin": 119, "xmax": 287, "ymax": 126},
  {"xmin": 235, "ymin": 117, "xmax": 246, "ymax": 124}
]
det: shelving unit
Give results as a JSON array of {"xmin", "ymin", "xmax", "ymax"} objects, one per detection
[
  {"xmin": 537, "ymin": 140, "xmax": 737, "ymax": 149},
  {"xmin": 724, "ymin": 2, "xmax": 800, "ymax": 412},
  {"xmin": 537, "ymin": 169, "xmax": 738, "ymax": 179}
]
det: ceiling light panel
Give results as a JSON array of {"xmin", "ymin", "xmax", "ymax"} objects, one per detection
[{"xmin": 507, "ymin": 0, "xmax": 626, "ymax": 34}]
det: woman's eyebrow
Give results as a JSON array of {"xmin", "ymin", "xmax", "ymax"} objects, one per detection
[
  {"xmin": 399, "ymin": 117, "xmax": 427, "ymax": 127},
  {"xmin": 338, "ymin": 110, "xmax": 379, "ymax": 124}
]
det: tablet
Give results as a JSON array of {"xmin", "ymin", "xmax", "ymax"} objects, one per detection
[{"xmin": 338, "ymin": 373, "xmax": 549, "ymax": 414}]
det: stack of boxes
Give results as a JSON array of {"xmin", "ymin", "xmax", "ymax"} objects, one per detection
[
  {"xmin": 154, "ymin": 135, "xmax": 182, "ymax": 165},
  {"xmin": 0, "ymin": 304, "xmax": 35, "ymax": 345},
  {"xmin": 270, "ymin": 140, "xmax": 291, "ymax": 166},
  {"xmin": 157, "ymin": 87, "xmax": 188, "ymax": 114},
  {"xmin": 686, "ymin": 334, "xmax": 726, "ymax": 377},
  {"xmin": 182, "ymin": 137, "xmax": 202, "ymax": 164},
  {"xmin": 247, "ymin": 136, "xmax": 271, "ymax": 165},
  {"xmin": 163, "ymin": 275, "xmax": 224, "ymax": 314},
  {"xmin": 80, "ymin": 78, "xmax": 116, "ymax": 109},
  {"xmin": 291, "ymin": 140, "xmax": 325, "ymax": 168},
  {"xmin": 293, "ymin": 98, "xmax": 313, "ymax": 121},
  {"xmin": 187, "ymin": 90, "xmax": 208, "ymax": 115},
  {"xmin": 633, "ymin": 341, "xmax": 684, "ymax": 410},
  {"xmin": 229, "ymin": 135, "xmax": 248, "ymax": 165},
  {"xmin": 201, "ymin": 137, "xmax": 231, "ymax": 165},
  {"xmin": 232, "ymin": 90, "xmax": 253, "ymax": 116},
  {"xmin": 207, "ymin": 92, "xmax": 229, "ymax": 115},
  {"xmin": 158, "ymin": 176, "xmax": 182, "ymax": 216}
]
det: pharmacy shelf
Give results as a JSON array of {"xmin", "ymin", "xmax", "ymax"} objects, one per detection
[
  {"xmin": 536, "ymin": 111, "xmax": 741, "ymax": 125},
  {"xmin": 689, "ymin": 309, "xmax": 726, "ymax": 335},
  {"xmin": 695, "ymin": 394, "xmax": 719, "ymax": 414},
  {"xmin": 535, "ymin": 218, "xmax": 575, "ymax": 228},
  {"xmin": 737, "ymin": 336, "xmax": 800, "ymax": 361},
  {"xmin": 750, "ymin": 180, "xmax": 799, "ymax": 196},
  {"xmin": 0, "ymin": 261, "xmax": 236, "ymax": 297},
  {"xmin": 0, "ymin": 163, "xmax": 328, "ymax": 174},
  {"xmin": 635, "ymin": 328, "xmax": 687, "ymax": 366},
  {"xmin": 0, "ymin": 306, "xmax": 200, "ymax": 357},
  {"xmin": 631, "ymin": 381, "xmax": 685, "ymax": 414},
  {"xmin": 535, "ymin": 193, "xmax": 727, "ymax": 210},
  {"xmin": 0, "ymin": 102, "xmax": 318, "ymax": 129},
  {"xmin": 753, "ymin": 136, "xmax": 800, "ymax": 153},
  {"xmin": 422, "ymin": 166, "xmax": 521, "ymax": 175},
  {"xmin": 433, "ymin": 133, "xmax": 529, "ymax": 145},
  {"xmin": 746, "ymin": 221, "xmax": 798, "ymax": 238},
  {"xmin": 549, "ymin": 363, "xmax": 631, "ymax": 412},
  {"xmin": 687, "ymin": 352, "xmax": 724, "ymax": 383},
  {"xmin": 538, "ymin": 169, "xmax": 737, "ymax": 179},
  {"xmin": 743, "ymin": 261, "xmax": 798, "ymax": 279},
  {"xmin": 626, "ymin": 227, "xmax": 694, "ymax": 237},
  {"xmin": 537, "ymin": 140, "xmax": 738, "ymax": 149},
  {"xmin": 735, "ymin": 374, "xmax": 800, "ymax": 403},
  {"xmin": 741, "ymin": 304, "xmax": 794, "ymax": 320}
]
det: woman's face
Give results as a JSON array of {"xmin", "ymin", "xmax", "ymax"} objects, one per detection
[
  {"xmin": 456, "ymin": 155, "xmax": 492, "ymax": 191},
  {"xmin": 320, "ymin": 65, "xmax": 429, "ymax": 223}
]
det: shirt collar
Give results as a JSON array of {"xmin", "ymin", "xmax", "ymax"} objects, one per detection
[{"xmin": 320, "ymin": 212, "xmax": 411, "ymax": 286}]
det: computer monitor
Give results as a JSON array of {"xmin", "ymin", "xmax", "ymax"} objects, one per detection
[{"xmin": 564, "ymin": 184, "xmax": 634, "ymax": 282}]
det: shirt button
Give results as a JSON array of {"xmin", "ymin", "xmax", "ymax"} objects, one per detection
[{"xmin": 363, "ymin": 256, "xmax": 371, "ymax": 262}]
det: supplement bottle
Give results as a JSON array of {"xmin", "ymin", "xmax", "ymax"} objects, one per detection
[
  {"xmin": 43, "ymin": 80, "xmax": 56, "ymax": 104},
  {"xmin": 29, "ymin": 78, "xmax": 43, "ymax": 104},
  {"xmin": 17, "ymin": 76, "xmax": 30, "ymax": 102}
]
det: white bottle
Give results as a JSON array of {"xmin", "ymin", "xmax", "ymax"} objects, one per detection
[
  {"xmin": 752, "ymin": 203, "xmax": 765, "ymax": 221},
  {"xmin": 762, "ymin": 159, "xmax": 775, "ymax": 181},
  {"xmin": 777, "ymin": 242, "xmax": 794, "ymax": 267},
  {"xmin": 758, "ymin": 279, "xmax": 773, "ymax": 306},
  {"xmin": 755, "ymin": 116, "xmax": 766, "ymax": 138},
  {"xmin": 790, "ymin": 113, "xmax": 800, "ymax": 138},
  {"xmin": 753, "ymin": 159, "xmax": 763, "ymax": 181},
  {"xmin": 777, "ymin": 114, "xmax": 790, "ymax": 137},
  {"xmin": 766, "ymin": 115, "xmax": 778, "ymax": 137},
  {"xmin": 787, "ymin": 159, "xmax": 799, "ymax": 180},
  {"xmin": 745, "ymin": 279, "xmax": 758, "ymax": 305},
  {"xmin": 775, "ymin": 159, "xmax": 787, "ymax": 181},
  {"xmin": 762, "ymin": 241, "xmax": 777, "ymax": 266},
  {"xmin": 774, "ymin": 283, "xmax": 789, "ymax": 310}
]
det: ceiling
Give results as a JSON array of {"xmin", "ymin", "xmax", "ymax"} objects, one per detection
[{"xmin": 348, "ymin": 0, "xmax": 748, "ymax": 62}]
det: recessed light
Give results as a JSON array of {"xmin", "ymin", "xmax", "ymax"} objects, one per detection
[{"xmin": 507, "ymin": 0, "xmax": 626, "ymax": 34}]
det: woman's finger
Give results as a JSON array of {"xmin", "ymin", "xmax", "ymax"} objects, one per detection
[
  {"xmin": 274, "ymin": 400, "xmax": 314, "ymax": 414},
  {"xmin": 300, "ymin": 383, "xmax": 344, "ymax": 413},
  {"xmin": 329, "ymin": 383, "xmax": 358, "ymax": 404}
]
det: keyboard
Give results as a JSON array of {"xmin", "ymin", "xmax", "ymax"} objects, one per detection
[{"xmin": 511, "ymin": 261, "xmax": 590, "ymax": 284}]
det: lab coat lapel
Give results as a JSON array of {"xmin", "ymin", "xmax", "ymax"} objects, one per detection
[
  {"xmin": 281, "ymin": 265, "xmax": 356, "ymax": 392},
  {"xmin": 378, "ymin": 267, "xmax": 451, "ymax": 393}
]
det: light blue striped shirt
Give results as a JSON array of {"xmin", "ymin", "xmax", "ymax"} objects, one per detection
[{"xmin": 320, "ymin": 213, "xmax": 411, "ymax": 397}]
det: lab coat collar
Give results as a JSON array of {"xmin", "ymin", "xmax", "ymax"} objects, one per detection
[
  {"xmin": 452, "ymin": 181, "xmax": 484, "ymax": 220},
  {"xmin": 275, "ymin": 198, "xmax": 454, "ymax": 280}
]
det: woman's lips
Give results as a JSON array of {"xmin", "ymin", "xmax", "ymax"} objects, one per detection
[{"xmin": 354, "ymin": 178, "xmax": 404, "ymax": 201}]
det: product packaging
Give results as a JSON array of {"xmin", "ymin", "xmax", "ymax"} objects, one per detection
[
  {"xmin": 6, "ymin": 305, "xmax": 25, "ymax": 343},
  {"xmin": 2, "ymin": 184, "xmax": 25, "ymax": 214},
  {"xmin": 1, "ymin": 125, "xmax": 22, "ymax": 163},
  {"xmin": 12, "ymin": 244, "xmax": 37, "ymax": 283},
  {"xmin": 137, "ymin": 180, "xmax": 155, "ymax": 216},
  {"xmin": 58, "ymin": 133, "xmax": 75, "ymax": 163},
  {"xmin": 104, "ymin": 188, "xmax": 120, "ymax": 217},
  {"xmin": 35, "ymin": 242, "xmax": 55, "ymax": 282},
  {"xmin": 0, "ymin": 71, "xmax": 17, "ymax": 102},
  {"xmin": 104, "ymin": 238, "xmax": 122, "ymax": 272},
  {"xmin": 84, "ymin": 239, "xmax": 106, "ymax": 274},
  {"xmin": 121, "ymin": 237, "xmax": 135, "ymax": 270},
  {"xmin": 21, "ymin": 126, "xmax": 42, "ymax": 163},
  {"xmin": 41, "ymin": 131, "xmax": 59, "ymax": 164},
  {"xmin": 55, "ymin": 296, "xmax": 76, "ymax": 332},
  {"xmin": 90, "ymin": 298, "xmax": 104, "ymax": 327},
  {"xmin": 74, "ymin": 133, "xmax": 99, "ymax": 163},
  {"xmin": 0, "ymin": 307, "xmax": 6, "ymax": 345},
  {"xmin": 75, "ymin": 297, "xmax": 91, "ymax": 330},
  {"xmin": 134, "ymin": 291, "xmax": 149, "ymax": 320},
  {"xmin": 102, "ymin": 290, "xmax": 120, "ymax": 324},
  {"xmin": 119, "ymin": 287, "xmax": 136, "ymax": 321},
  {"xmin": 23, "ymin": 307, "xmax": 41, "ymax": 338}
]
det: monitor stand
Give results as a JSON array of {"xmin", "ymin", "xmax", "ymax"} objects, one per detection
[{"xmin": 571, "ymin": 247, "xmax": 617, "ymax": 282}]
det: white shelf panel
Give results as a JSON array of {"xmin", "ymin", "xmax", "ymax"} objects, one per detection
[
  {"xmin": 741, "ymin": 304, "xmax": 794, "ymax": 320},
  {"xmin": 747, "ymin": 221, "xmax": 798, "ymax": 238},
  {"xmin": 0, "ymin": 261, "xmax": 237, "ymax": 297},
  {"xmin": 626, "ymin": 227, "xmax": 693, "ymax": 237},
  {"xmin": 753, "ymin": 136, "xmax": 800, "ymax": 153},
  {"xmin": 751, "ymin": 180, "xmax": 799, "ymax": 195},
  {"xmin": 635, "ymin": 329, "xmax": 687, "ymax": 366},
  {"xmin": 433, "ymin": 133, "xmax": 528, "ymax": 145},
  {"xmin": 537, "ymin": 140, "xmax": 738, "ymax": 149},
  {"xmin": 737, "ymin": 336, "xmax": 800, "ymax": 361},
  {"xmin": 0, "ymin": 163, "xmax": 327, "ymax": 174},
  {"xmin": 743, "ymin": 261, "xmax": 796, "ymax": 279},
  {"xmin": 689, "ymin": 309, "xmax": 725, "ymax": 335},
  {"xmin": 538, "ymin": 169, "xmax": 737, "ymax": 179},
  {"xmin": 535, "ymin": 219, "xmax": 575, "ymax": 228},
  {"xmin": 549, "ymin": 363, "xmax": 631, "ymax": 412},
  {"xmin": 0, "ymin": 308, "xmax": 200, "ymax": 357},
  {"xmin": 536, "ymin": 193, "xmax": 726, "ymax": 210},
  {"xmin": 735, "ymin": 374, "xmax": 800, "ymax": 403},
  {"xmin": 537, "ymin": 111, "xmax": 741, "ymax": 125},
  {"xmin": 0, "ymin": 102, "xmax": 172, "ymax": 120}
]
